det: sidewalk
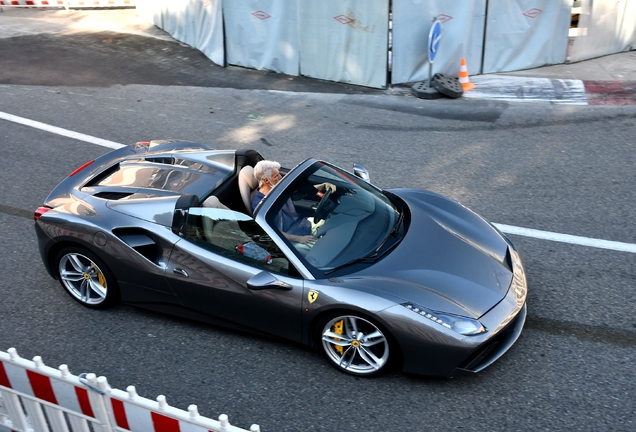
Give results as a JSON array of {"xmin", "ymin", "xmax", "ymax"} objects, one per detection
[
  {"xmin": 0, "ymin": 6, "xmax": 171, "ymax": 40},
  {"xmin": 1, "ymin": 6, "xmax": 635, "ymax": 104}
]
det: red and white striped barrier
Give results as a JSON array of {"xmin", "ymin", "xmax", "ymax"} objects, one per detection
[
  {"xmin": 0, "ymin": 0, "xmax": 135, "ymax": 7},
  {"xmin": 0, "ymin": 348, "xmax": 260, "ymax": 432}
]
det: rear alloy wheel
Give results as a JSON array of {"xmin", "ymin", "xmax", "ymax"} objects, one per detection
[
  {"xmin": 56, "ymin": 247, "xmax": 117, "ymax": 308},
  {"xmin": 320, "ymin": 315, "xmax": 390, "ymax": 376}
]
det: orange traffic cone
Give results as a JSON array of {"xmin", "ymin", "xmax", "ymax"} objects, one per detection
[{"xmin": 458, "ymin": 58, "xmax": 475, "ymax": 92}]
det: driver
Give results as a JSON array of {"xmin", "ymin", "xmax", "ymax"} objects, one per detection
[{"xmin": 252, "ymin": 160, "xmax": 334, "ymax": 245}]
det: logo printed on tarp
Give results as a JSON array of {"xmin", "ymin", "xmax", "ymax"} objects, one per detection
[
  {"xmin": 523, "ymin": 8, "xmax": 542, "ymax": 18},
  {"xmin": 200, "ymin": 0, "xmax": 211, "ymax": 7},
  {"xmin": 333, "ymin": 15, "xmax": 355, "ymax": 25},
  {"xmin": 252, "ymin": 10, "xmax": 271, "ymax": 20},
  {"xmin": 432, "ymin": 14, "xmax": 453, "ymax": 24}
]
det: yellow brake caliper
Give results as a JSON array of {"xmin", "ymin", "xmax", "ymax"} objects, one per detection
[
  {"xmin": 92, "ymin": 265, "xmax": 106, "ymax": 287},
  {"xmin": 333, "ymin": 319, "xmax": 344, "ymax": 356}
]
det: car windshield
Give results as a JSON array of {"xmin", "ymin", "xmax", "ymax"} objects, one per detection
[{"xmin": 265, "ymin": 161, "xmax": 399, "ymax": 274}]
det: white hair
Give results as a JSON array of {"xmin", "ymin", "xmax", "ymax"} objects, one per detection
[{"xmin": 253, "ymin": 160, "xmax": 281, "ymax": 188}]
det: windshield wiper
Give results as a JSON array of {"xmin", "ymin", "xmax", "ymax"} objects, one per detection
[
  {"xmin": 391, "ymin": 209, "xmax": 404, "ymax": 236},
  {"xmin": 370, "ymin": 209, "xmax": 403, "ymax": 254}
]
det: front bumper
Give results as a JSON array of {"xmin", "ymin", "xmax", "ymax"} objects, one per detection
[
  {"xmin": 454, "ymin": 248, "xmax": 528, "ymax": 374},
  {"xmin": 379, "ymin": 247, "xmax": 528, "ymax": 377},
  {"xmin": 454, "ymin": 303, "xmax": 526, "ymax": 375}
]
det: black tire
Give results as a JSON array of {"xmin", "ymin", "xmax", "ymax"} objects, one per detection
[
  {"xmin": 317, "ymin": 313, "xmax": 392, "ymax": 376},
  {"xmin": 55, "ymin": 246, "xmax": 119, "ymax": 309}
]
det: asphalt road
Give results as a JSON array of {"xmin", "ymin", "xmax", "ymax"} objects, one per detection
[{"xmin": 1, "ymin": 17, "xmax": 635, "ymax": 432}]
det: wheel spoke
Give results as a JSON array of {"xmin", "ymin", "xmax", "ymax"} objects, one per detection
[
  {"xmin": 345, "ymin": 316, "xmax": 359, "ymax": 338},
  {"xmin": 79, "ymin": 279, "xmax": 90, "ymax": 302},
  {"xmin": 68, "ymin": 254, "xmax": 88, "ymax": 273},
  {"xmin": 358, "ymin": 346, "xmax": 384, "ymax": 370},
  {"xmin": 88, "ymin": 278, "xmax": 107, "ymax": 299},
  {"xmin": 60, "ymin": 269, "xmax": 84, "ymax": 282},
  {"xmin": 362, "ymin": 331, "xmax": 386, "ymax": 347},
  {"xmin": 338, "ymin": 346, "xmax": 355, "ymax": 369},
  {"xmin": 322, "ymin": 330, "xmax": 352, "ymax": 346}
]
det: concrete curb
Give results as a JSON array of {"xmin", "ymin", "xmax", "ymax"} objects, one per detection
[
  {"xmin": 583, "ymin": 80, "xmax": 636, "ymax": 105},
  {"xmin": 460, "ymin": 75, "xmax": 636, "ymax": 105}
]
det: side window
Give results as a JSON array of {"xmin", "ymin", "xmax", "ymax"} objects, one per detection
[{"xmin": 184, "ymin": 208, "xmax": 290, "ymax": 275}]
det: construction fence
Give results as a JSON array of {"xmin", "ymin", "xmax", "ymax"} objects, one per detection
[
  {"xmin": 3, "ymin": 0, "xmax": 634, "ymax": 88},
  {"xmin": 135, "ymin": 0, "xmax": 636, "ymax": 89},
  {"xmin": 0, "ymin": 1, "xmax": 135, "ymax": 7},
  {"xmin": 0, "ymin": 348, "xmax": 260, "ymax": 432}
]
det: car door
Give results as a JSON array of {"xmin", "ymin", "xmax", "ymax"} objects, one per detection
[{"xmin": 164, "ymin": 207, "xmax": 304, "ymax": 342}]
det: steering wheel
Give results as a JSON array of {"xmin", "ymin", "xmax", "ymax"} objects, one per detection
[{"xmin": 313, "ymin": 188, "xmax": 333, "ymax": 223}]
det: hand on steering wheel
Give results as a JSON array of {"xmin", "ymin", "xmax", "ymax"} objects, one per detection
[
  {"xmin": 313, "ymin": 187, "xmax": 332, "ymax": 223},
  {"xmin": 314, "ymin": 182, "xmax": 336, "ymax": 194}
]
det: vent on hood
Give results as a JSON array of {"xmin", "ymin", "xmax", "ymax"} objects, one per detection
[
  {"xmin": 84, "ymin": 163, "xmax": 120, "ymax": 187},
  {"xmin": 145, "ymin": 157, "xmax": 175, "ymax": 165},
  {"xmin": 94, "ymin": 191, "xmax": 135, "ymax": 200},
  {"xmin": 504, "ymin": 247, "xmax": 513, "ymax": 272}
]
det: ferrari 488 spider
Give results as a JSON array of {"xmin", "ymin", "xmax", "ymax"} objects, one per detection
[{"xmin": 35, "ymin": 140, "xmax": 527, "ymax": 377}]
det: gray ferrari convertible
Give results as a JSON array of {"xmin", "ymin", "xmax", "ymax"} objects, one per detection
[{"xmin": 34, "ymin": 140, "xmax": 527, "ymax": 377}]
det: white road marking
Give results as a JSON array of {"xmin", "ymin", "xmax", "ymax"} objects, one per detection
[
  {"xmin": 0, "ymin": 111, "xmax": 125, "ymax": 149},
  {"xmin": 494, "ymin": 224, "xmax": 636, "ymax": 254},
  {"xmin": 2, "ymin": 110, "xmax": 635, "ymax": 254}
]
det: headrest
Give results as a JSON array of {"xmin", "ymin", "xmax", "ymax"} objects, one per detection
[
  {"xmin": 201, "ymin": 195, "xmax": 229, "ymax": 209},
  {"xmin": 239, "ymin": 165, "xmax": 258, "ymax": 189},
  {"xmin": 238, "ymin": 166, "xmax": 258, "ymax": 215}
]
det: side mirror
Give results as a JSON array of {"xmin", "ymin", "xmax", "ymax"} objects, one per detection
[
  {"xmin": 247, "ymin": 271, "xmax": 292, "ymax": 291},
  {"xmin": 353, "ymin": 163, "xmax": 370, "ymax": 182}
]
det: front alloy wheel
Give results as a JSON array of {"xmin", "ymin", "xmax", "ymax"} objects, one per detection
[
  {"xmin": 321, "ymin": 315, "xmax": 390, "ymax": 376},
  {"xmin": 56, "ymin": 248, "xmax": 116, "ymax": 308}
]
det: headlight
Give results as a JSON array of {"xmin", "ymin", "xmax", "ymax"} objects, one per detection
[{"xmin": 402, "ymin": 302, "xmax": 486, "ymax": 336}]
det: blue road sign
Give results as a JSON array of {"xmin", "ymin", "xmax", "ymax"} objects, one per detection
[{"xmin": 428, "ymin": 19, "xmax": 442, "ymax": 64}]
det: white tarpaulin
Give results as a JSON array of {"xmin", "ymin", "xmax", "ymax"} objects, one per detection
[
  {"xmin": 568, "ymin": 0, "xmax": 636, "ymax": 62},
  {"xmin": 391, "ymin": 0, "xmax": 486, "ymax": 84},
  {"xmin": 136, "ymin": 0, "xmax": 224, "ymax": 66},
  {"xmin": 298, "ymin": 0, "xmax": 389, "ymax": 88},
  {"xmin": 482, "ymin": 0, "xmax": 571, "ymax": 73},
  {"xmin": 223, "ymin": 0, "xmax": 299, "ymax": 75}
]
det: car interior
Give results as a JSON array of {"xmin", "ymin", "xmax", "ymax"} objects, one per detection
[{"xmin": 201, "ymin": 149, "xmax": 264, "ymax": 214}]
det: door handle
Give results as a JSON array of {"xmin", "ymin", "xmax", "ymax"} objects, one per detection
[{"xmin": 173, "ymin": 268, "xmax": 188, "ymax": 277}]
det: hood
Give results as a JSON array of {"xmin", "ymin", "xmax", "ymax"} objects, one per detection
[{"xmin": 351, "ymin": 189, "xmax": 513, "ymax": 318}]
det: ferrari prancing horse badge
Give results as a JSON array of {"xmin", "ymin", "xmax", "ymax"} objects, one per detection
[{"xmin": 308, "ymin": 290, "xmax": 319, "ymax": 303}]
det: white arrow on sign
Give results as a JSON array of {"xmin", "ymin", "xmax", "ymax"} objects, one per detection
[{"xmin": 428, "ymin": 19, "xmax": 442, "ymax": 64}]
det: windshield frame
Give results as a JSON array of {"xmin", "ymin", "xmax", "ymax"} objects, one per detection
[{"xmin": 255, "ymin": 159, "xmax": 402, "ymax": 279}]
